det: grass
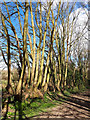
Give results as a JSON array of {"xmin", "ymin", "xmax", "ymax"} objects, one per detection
[
  {"xmin": 63, "ymin": 90, "xmax": 71, "ymax": 96},
  {"xmin": 2, "ymin": 92, "xmax": 62, "ymax": 120},
  {"xmin": 23, "ymin": 93, "xmax": 62, "ymax": 118},
  {"xmin": 2, "ymin": 84, "xmax": 88, "ymax": 120},
  {"xmin": 69, "ymin": 87, "xmax": 79, "ymax": 94},
  {"xmin": 66, "ymin": 84, "xmax": 87, "ymax": 94},
  {"xmin": 86, "ymin": 85, "xmax": 90, "ymax": 89}
]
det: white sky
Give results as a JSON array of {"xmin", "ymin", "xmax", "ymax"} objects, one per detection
[
  {"xmin": 69, "ymin": 7, "xmax": 88, "ymax": 60},
  {"xmin": 0, "ymin": 55, "xmax": 7, "ymax": 70}
]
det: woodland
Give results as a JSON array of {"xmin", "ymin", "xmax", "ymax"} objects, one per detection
[{"xmin": 0, "ymin": 1, "xmax": 90, "ymax": 120}]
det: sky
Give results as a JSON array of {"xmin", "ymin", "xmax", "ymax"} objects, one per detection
[
  {"xmin": 0, "ymin": 1, "xmax": 88, "ymax": 70},
  {"xmin": 69, "ymin": 7, "xmax": 88, "ymax": 63},
  {"xmin": 0, "ymin": 0, "xmax": 88, "ymax": 3}
]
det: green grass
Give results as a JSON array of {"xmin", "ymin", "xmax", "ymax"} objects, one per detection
[
  {"xmin": 70, "ymin": 87, "xmax": 79, "ymax": 94},
  {"xmin": 63, "ymin": 90, "xmax": 71, "ymax": 96},
  {"xmin": 86, "ymin": 85, "xmax": 90, "ymax": 89},
  {"xmin": 2, "ymin": 92, "xmax": 62, "ymax": 120},
  {"xmin": 23, "ymin": 93, "xmax": 62, "ymax": 118},
  {"xmin": 66, "ymin": 84, "xmax": 87, "ymax": 94},
  {"xmin": 3, "ymin": 84, "xmax": 88, "ymax": 120}
]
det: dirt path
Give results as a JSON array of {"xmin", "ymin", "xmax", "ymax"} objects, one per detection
[{"xmin": 32, "ymin": 90, "xmax": 90, "ymax": 119}]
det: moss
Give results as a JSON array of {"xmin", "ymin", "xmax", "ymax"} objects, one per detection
[
  {"xmin": 67, "ymin": 86, "xmax": 79, "ymax": 94},
  {"xmin": 63, "ymin": 90, "xmax": 71, "ymax": 96}
]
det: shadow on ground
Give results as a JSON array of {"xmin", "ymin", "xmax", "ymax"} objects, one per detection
[{"xmin": 25, "ymin": 89, "xmax": 90, "ymax": 119}]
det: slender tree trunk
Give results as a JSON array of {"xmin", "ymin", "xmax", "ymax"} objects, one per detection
[
  {"xmin": 30, "ymin": 2, "xmax": 36, "ymax": 86},
  {"xmin": 16, "ymin": 2, "xmax": 29, "ymax": 94},
  {"xmin": 1, "ymin": 15, "xmax": 12, "ymax": 94}
]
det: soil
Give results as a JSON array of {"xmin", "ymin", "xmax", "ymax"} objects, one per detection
[
  {"xmin": 2, "ymin": 89, "xmax": 90, "ymax": 120},
  {"xmin": 31, "ymin": 89, "xmax": 90, "ymax": 119}
]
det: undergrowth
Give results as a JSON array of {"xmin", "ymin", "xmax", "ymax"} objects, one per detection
[
  {"xmin": 2, "ymin": 92, "xmax": 62, "ymax": 120},
  {"xmin": 2, "ymin": 84, "xmax": 88, "ymax": 120}
]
